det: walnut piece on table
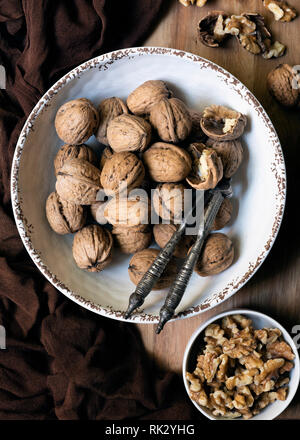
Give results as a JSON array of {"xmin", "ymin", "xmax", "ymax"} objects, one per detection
[
  {"xmin": 263, "ymin": 0, "xmax": 297, "ymax": 22},
  {"xmin": 179, "ymin": 0, "xmax": 208, "ymax": 7}
]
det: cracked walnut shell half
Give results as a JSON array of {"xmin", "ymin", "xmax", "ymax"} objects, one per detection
[
  {"xmin": 72, "ymin": 224, "xmax": 113, "ymax": 272},
  {"xmin": 194, "ymin": 232, "xmax": 234, "ymax": 276},
  {"xmin": 107, "ymin": 114, "xmax": 151, "ymax": 153},
  {"xmin": 54, "ymin": 144, "xmax": 97, "ymax": 176},
  {"xmin": 200, "ymin": 105, "xmax": 247, "ymax": 141},
  {"xmin": 127, "ymin": 80, "xmax": 172, "ymax": 115},
  {"xmin": 143, "ymin": 142, "xmax": 192, "ymax": 183},
  {"xmin": 112, "ymin": 224, "xmax": 152, "ymax": 254},
  {"xmin": 96, "ymin": 97, "xmax": 128, "ymax": 146},
  {"xmin": 128, "ymin": 248, "xmax": 177, "ymax": 290},
  {"xmin": 267, "ymin": 64, "xmax": 300, "ymax": 108},
  {"xmin": 206, "ymin": 138, "xmax": 243, "ymax": 178},
  {"xmin": 100, "ymin": 152, "xmax": 145, "ymax": 195},
  {"xmin": 55, "ymin": 158, "xmax": 101, "ymax": 205},
  {"xmin": 153, "ymin": 223, "xmax": 195, "ymax": 259},
  {"xmin": 149, "ymin": 98, "xmax": 192, "ymax": 143},
  {"xmin": 46, "ymin": 192, "xmax": 86, "ymax": 235},
  {"xmin": 198, "ymin": 11, "xmax": 228, "ymax": 48},
  {"xmin": 55, "ymin": 98, "xmax": 99, "ymax": 145},
  {"xmin": 186, "ymin": 143, "xmax": 223, "ymax": 190}
]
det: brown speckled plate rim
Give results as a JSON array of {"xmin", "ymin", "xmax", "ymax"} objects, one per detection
[{"xmin": 10, "ymin": 47, "xmax": 286, "ymax": 324}]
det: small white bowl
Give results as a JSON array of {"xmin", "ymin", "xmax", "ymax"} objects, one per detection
[{"xmin": 182, "ymin": 309, "xmax": 300, "ymax": 420}]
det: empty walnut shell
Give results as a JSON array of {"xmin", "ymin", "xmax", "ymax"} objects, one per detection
[
  {"xmin": 267, "ymin": 64, "xmax": 300, "ymax": 108},
  {"xmin": 153, "ymin": 183, "xmax": 185, "ymax": 222},
  {"xmin": 100, "ymin": 152, "xmax": 145, "ymax": 195},
  {"xmin": 96, "ymin": 97, "xmax": 128, "ymax": 146},
  {"xmin": 56, "ymin": 158, "xmax": 101, "ymax": 205},
  {"xmin": 46, "ymin": 192, "xmax": 86, "ymax": 234},
  {"xmin": 206, "ymin": 138, "xmax": 243, "ymax": 178},
  {"xmin": 72, "ymin": 224, "xmax": 113, "ymax": 272},
  {"xmin": 194, "ymin": 233, "xmax": 234, "ymax": 276},
  {"xmin": 127, "ymin": 80, "xmax": 172, "ymax": 115},
  {"xmin": 186, "ymin": 143, "xmax": 223, "ymax": 190},
  {"xmin": 112, "ymin": 224, "xmax": 152, "ymax": 254},
  {"xmin": 143, "ymin": 142, "xmax": 192, "ymax": 182},
  {"xmin": 128, "ymin": 248, "xmax": 177, "ymax": 290},
  {"xmin": 149, "ymin": 98, "xmax": 192, "ymax": 143},
  {"xmin": 107, "ymin": 114, "xmax": 151, "ymax": 153},
  {"xmin": 208, "ymin": 197, "xmax": 233, "ymax": 231},
  {"xmin": 188, "ymin": 109, "xmax": 207, "ymax": 143},
  {"xmin": 90, "ymin": 200, "xmax": 108, "ymax": 225},
  {"xmin": 200, "ymin": 105, "xmax": 247, "ymax": 141},
  {"xmin": 153, "ymin": 223, "xmax": 195, "ymax": 259},
  {"xmin": 198, "ymin": 11, "xmax": 228, "ymax": 48},
  {"xmin": 54, "ymin": 144, "xmax": 97, "ymax": 176},
  {"xmin": 103, "ymin": 195, "xmax": 150, "ymax": 227},
  {"xmin": 55, "ymin": 98, "xmax": 99, "ymax": 144}
]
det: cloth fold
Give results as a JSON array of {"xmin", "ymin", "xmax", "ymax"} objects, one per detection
[{"xmin": 0, "ymin": 0, "xmax": 197, "ymax": 420}]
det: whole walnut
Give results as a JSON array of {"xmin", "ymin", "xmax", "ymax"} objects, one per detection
[
  {"xmin": 143, "ymin": 142, "xmax": 192, "ymax": 182},
  {"xmin": 103, "ymin": 195, "xmax": 150, "ymax": 227},
  {"xmin": 90, "ymin": 200, "xmax": 108, "ymax": 225},
  {"xmin": 206, "ymin": 138, "xmax": 243, "ymax": 178},
  {"xmin": 127, "ymin": 80, "xmax": 172, "ymax": 115},
  {"xmin": 267, "ymin": 64, "xmax": 300, "ymax": 108},
  {"xmin": 56, "ymin": 158, "xmax": 101, "ymax": 205},
  {"xmin": 209, "ymin": 198, "xmax": 233, "ymax": 231},
  {"xmin": 96, "ymin": 97, "xmax": 128, "ymax": 145},
  {"xmin": 54, "ymin": 144, "xmax": 97, "ymax": 176},
  {"xmin": 128, "ymin": 248, "xmax": 177, "ymax": 289},
  {"xmin": 99, "ymin": 146, "xmax": 113, "ymax": 170},
  {"xmin": 55, "ymin": 98, "xmax": 99, "ymax": 144},
  {"xmin": 186, "ymin": 143, "xmax": 223, "ymax": 190},
  {"xmin": 200, "ymin": 105, "xmax": 247, "ymax": 141},
  {"xmin": 46, "ymin": 192, "xmax": 86, "ymax": 234},
  {"xmin": 149, "ymin": 98, "xmax": 192, "ymax": 143},
  {"xmin": 112, "ymin": 224, "xmax": 152, "ymax": 254},
  {"xmin": 153, "ymin": 183, "xmax": 185, "ymax": 221},
  {"xmin": 72, "ymin": 225, "xmax": 113, "ymax": 272},
  {"xmin": 194, "ymin": 233, "xmax": 234, "ymax": 276},
  {"xmin": 107, "ymin": 114, "xmax": 151, "ymax": 153},
  {"xmin": 100, "ymin": 152, "xmax": 145, "ymax": 195},
  {"xmin": 153, "ymin": 223, "xmax": 195, "ymax": 258}
]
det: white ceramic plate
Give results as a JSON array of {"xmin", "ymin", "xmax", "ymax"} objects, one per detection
[
  {"xmin": 11, "ymin": 47, "xmax": 286, "ymax": 323},
  {"xmin": 182, "ymin": 309, "xmax": 300, "ymax": 420}
]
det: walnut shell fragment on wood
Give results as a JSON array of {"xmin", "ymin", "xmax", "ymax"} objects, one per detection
[
  {"xmin": 198, "ymin": 11, "xmax": 228, "ymax": 48},
  {"xmin": 55, "ymin": 98, "xmax": 99, "ymax": 144},
  {"xmin": 72, "ymin": 224, "xmax": 113, "ymax": 272},
  {"xmin": 128, "ymin": 248, "xmax": 177, "ymax": 289},
  {"xmin": 46, "ymin": 191, "xmax": 87, "ymax": 234}
]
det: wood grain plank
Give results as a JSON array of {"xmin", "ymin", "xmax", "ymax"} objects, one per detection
[{"xmin": 137, "ymin": 0, "xmax": 300, "ymax": 419}]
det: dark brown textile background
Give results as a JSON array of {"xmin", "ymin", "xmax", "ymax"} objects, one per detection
[{"xmin": 0, "ymin": 0, "xmax": 197, "ymax": 420}]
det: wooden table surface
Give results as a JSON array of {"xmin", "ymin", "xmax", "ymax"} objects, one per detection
[{"xmin": 138, "ymin": 0, "xmax": 300, "ymax": 419}]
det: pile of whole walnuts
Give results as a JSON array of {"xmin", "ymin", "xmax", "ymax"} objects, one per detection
[{"xmin": 46, "ymin": 80, "xmax": 247, "ymax": 288}]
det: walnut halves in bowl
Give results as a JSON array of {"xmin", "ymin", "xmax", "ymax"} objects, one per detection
[
  {"xmin": 195, "ymin": 232, "xmax": 234, "ymax": 276},
  {"xmin": 206, "ymin": 138, "xmax": 243, "ymax": 178},
  {"xmin": 56, "ymin": 158, "xmax": 101, "ymax": 205},
  {"xmin": 128, "ymin": 248, "xmax": 177, "ymax": 289},
  {"xmin": 150, "ymin": 98, "xmax": 192, "ymax": 143},
  {"xmin": 143, "ymin": 142, "xmax": 192, "ymax": 182},
  {"xmin": 46, "ymin": 192, "xmax": 86, "ymax": 234},
  {"xmin": 201, "ymin": 105, "xmax": 247, "ymax": 141},
  {"xmin": 107, "ymin": 114, "xmax": 151, "ymax": 153},
  {"xmin": 54, "ymin": 144, "xmax": 97, "ymax": 176},
  {"xmin": 72, "ymin": 224, "xmax": 113, "ymax": 272},
  {"xmin": 127, "ymin": 80, "xmax": 172, "ymax": 115},
  {"xmin": 186, "ymin": 143, "xmax": 223, "ymax": 190},
  {"xmin": 96, "ymin": 97, "xmax": 128, "ymax": 146},
  {"xmin": 112, "ymin": 224, "xmax": 152, "ymax": 254},
  {"xmin": 100, "ymin": 152, "xmax": 145, "ymax": 195},
  {"xmin": 55, "ymin": 98, "xmax": 99, "ymax": 144}
]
